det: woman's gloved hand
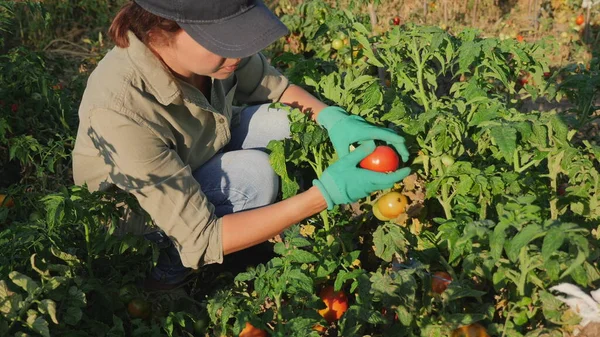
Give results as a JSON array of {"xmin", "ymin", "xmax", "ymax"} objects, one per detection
[
  {"xmin": 317, "ymin": 106, "xmax": 410, "ymax": 162},
  {"xmin": 313, "ymin": 141, "xmax": 411, "ymax": 210}
]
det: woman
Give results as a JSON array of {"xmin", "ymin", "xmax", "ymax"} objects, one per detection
[{"xmin": 72, "ymin": 0, "xmax": 411, "ymax": 291}]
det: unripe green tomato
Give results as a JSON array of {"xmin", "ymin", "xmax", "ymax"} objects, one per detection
[
  {"xmin": 344, "ymin": 55, "xmax": 353, "ymax": 65},
  {"xmin": 332, "ymin": 39, "xmax": 344, "ymax": 50},
  {"xmin": 440, "ymin": 154, "xmax": 455, "ymax": 167}
]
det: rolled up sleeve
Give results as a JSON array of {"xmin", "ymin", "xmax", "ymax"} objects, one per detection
[
  {"xmin": 234, "ymin": 53, "xmax": 290, "ymax": 104},
  {"xmin": 88, "ymin": 109, "xmax": 222, "ymax": 269}
]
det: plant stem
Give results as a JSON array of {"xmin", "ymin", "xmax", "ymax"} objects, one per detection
[
  {"xmin": 83, "ymin": 222, "xmax": 94, "ymax": 277},
  {"xmin": 411, "ymin": 41, "xmax": 430, "ymax": 112}
]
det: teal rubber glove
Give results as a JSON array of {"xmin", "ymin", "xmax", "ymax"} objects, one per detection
[
  {"xmin": 317, "ymin": 106, "xmax": 410, "ymax": 162},
  {"xmin": 313, "ymin": 141, "xmax": 412, "ymax": 210}
]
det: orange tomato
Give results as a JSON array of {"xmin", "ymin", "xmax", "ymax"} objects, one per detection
[
  {"xmin": 375, "ymin": 192, "xmax": 408, "ymax": 219},
  {"xmin": 239, "ymin": 322, "xmax": 267, "ymax": 337},
  {"xmin": 516, "ymin": 34, "xmax": 524, "ymax": 42},
  {"xmin": 431, "ymin": 271, "xmax": 452, "ymax": 294},
  {"xmin": 312, "ymin": 324, "xmax": 327, "ymax": 333},
  {"xmin": 0, "ymin": 194, "xmax": 14, "ymax": 208},
  {"xmin": 451, "ymin": 323, "xmax": 490, "ymax": 337},
  {"xmin": 575, "ymin": 14, "xmax": 585, "ymax": 26},
  {"xmin": 318, "ymin": 286, "xmax": 349, "ymax": 323}
]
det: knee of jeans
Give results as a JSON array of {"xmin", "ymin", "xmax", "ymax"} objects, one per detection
[{"xmin": 243, "ymin": 150, "xmax": 279, "ymax": 208}]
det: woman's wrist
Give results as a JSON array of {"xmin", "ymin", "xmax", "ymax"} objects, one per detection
[{"xmin": 306, "ymin": 185, "xmax": 329, "ymax": 213}]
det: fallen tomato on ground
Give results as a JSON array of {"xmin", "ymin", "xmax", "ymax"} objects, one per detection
[{"xmin": 318, "ymin": 285, "xmax": 349, "ymax": 323}]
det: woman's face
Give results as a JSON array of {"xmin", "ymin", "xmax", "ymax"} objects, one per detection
[{"xmin": 153, "ymin": 29, "xmax": 241, "ymax": 80}]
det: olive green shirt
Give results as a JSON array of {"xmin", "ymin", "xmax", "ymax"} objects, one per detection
[{"xmin": 72, "ymin": 31, "xmax": 289, "ymax": 269}]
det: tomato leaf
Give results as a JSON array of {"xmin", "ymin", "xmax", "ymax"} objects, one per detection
[
  {"xmin": 372, "ymin": 224, "xmax": 406, "ymax": 262},
  {"xmin": 489, "ymin": 125, "xmax": 517, "ymax": 163},
  {"xmin": 541, "ymin": 227, "xmax": 564, "ymax": 263},
  {"xmin": 505, "ymin": 224, "xmax": 543, "ymax": 263}
]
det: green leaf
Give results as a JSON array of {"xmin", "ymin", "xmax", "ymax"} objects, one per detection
[
  {"xmin": 372, "ymin": 224, "xmax": 406, "ymax": 262},
  {"xmin": 505, "ymin": 224, "xmax": 542, "ymax": 263},
  {"xmin": 559, "ymin": 247, "xmax": 587, "ymax": 280},
  {"xmin": 38, "ymin": 299, "xmax": 58, "ymax": 324},
  {"xmin": 64, "ymin": 306, "xmax": 82, "ymax": 326},
  {"xmin": 27, "ymin": 315, "xmax": 50, "ymax": 337},
  {"xmin": 285, "ymin": 269, "xmax": 313, "ymax": 294},
  {"xmin": 490, "ymin": 126, "xmax": 517, "ymax": 162},
  {"xmin": 352, "ymin": 31, "xmax": 384, "ymax": 67},
  {"xmin": 444, "ymin": 286, "xmax": 486, "ymax": 302},
  {"xmin": 9, "ymin": 271, "xmax": 39, "ymax": 294},
  {"xmin": 444, "ymin": 313, "xmax": 486, "ymax": 326},
  {"xmin": 541, "ymin": 227, "xmax": 564, "ymax": 263},
  {"xmin": 0, "ymin": 280, "xmax": 19, "ymax": 316},
  {"xmin": 267, "ymin": 140, "xmax": 299, "ymax": 198},
  {"xmin": 288, "ymin": 249, "xmax": 318, "ymax": 264}
]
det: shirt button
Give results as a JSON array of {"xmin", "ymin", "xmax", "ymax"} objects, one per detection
[{"xmin": 218, "ymin": 117, "xmax": 225, "ymax": 124}]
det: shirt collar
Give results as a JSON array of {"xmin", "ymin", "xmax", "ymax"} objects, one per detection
[{"xmin": 125, "ymin": 31, "xmax": 181, "ymax": 106}]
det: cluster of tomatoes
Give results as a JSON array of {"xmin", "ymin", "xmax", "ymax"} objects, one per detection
[
  {"xmin": 329, "ymin": 31, "xmax": 364, "ymax": 65},
  {"xmin": 357, "ymin": 145, "xmax": 409, "ymax": 220},
  {"xmin": 359, "ymin": 146, "xmax": 489, "ymax": 336}
]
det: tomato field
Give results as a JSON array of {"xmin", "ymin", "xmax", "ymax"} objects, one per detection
[{"xmin": 1, "ymin": 0, "xmax": 599, "ymax": 336}]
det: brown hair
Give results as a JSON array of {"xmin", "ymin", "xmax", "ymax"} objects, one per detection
[{"xmin": 108, "ymin": 2, "xmax": 181, "ymax": 48}]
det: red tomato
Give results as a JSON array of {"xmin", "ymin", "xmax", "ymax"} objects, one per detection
[
  {"xmin": 375, "ymin": 192, "xmax": 408, "ymax": 219},
  {"xmin": 318, "ymin": 286, "xmax": 349, "ymax": 323},
  {"xmin": 393, "ymin": 16, "xmax": 400, "ymax": 25},
  {"xmin": 239, "ymin": 322, "xmax": 267, "ymax": 337},
  {"xmin": 575, "ymin": 14, "xmax": 585, "ymax": 26},
  {"xmin": 359, "ymin": 146, "xmax": 400, "ymax": 173},
  {"xmin": 431, "ymin": 271, "xmax": 452, "ymax": 294},
  {"xmin": 127, "ymin": 298, "xmax": 151, "ymax": 319},
  {"xmin": 516, "ymin": 34, "xmax": 524, "ymax": 42}
]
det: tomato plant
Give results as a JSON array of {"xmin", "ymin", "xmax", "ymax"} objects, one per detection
[
  {"xmin": 1, "ymin": 1, "xmax": 599, "ymax": 336},
  {"xmin": 359, "ymin": 145, "xmax": 400, "ymax": 172},
  {"xmin": 318, "ymin": 285, "xmax": 349, "ymax": 323}
]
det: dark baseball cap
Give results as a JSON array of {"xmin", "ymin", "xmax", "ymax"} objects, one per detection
[{"xmin": 133, "ymin": 0, "xmax": 289, "ymax": 58}]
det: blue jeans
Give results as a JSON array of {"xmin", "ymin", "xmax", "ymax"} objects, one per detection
[{"xmin": 145, "ymin": 104, "xmax": 290, "ymax": 285}]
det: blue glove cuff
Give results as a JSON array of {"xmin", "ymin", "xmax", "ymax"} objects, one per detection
[
  {"xmin": 312, "ymin": 179, "xmax": 334, "ymax": 210},
  {"xmin": 313, "ymin": 169, "xmax": 354, "ymax": 210},
  {"xmin": 316, "ymin": 106, "xmax": 348, "ymax": 130}
]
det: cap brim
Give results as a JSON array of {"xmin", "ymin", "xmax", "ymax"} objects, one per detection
[{"xmin": 178, "ymin": 1, "xmax": 289, "ymax": 58}]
